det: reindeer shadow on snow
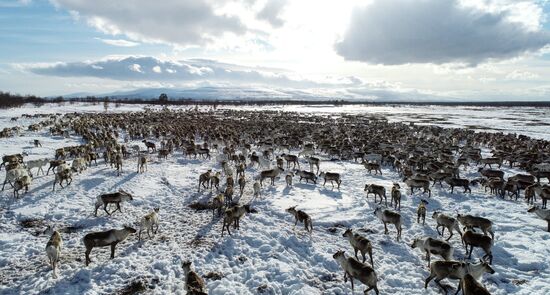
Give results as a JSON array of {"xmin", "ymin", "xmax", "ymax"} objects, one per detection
[
  {"xmin": 319, "ymin": 188, "xmax": 343, "ymax": 199},
  {"xmin": 79, "ymin": 177, "xmax": 105, "ymax": 191}
]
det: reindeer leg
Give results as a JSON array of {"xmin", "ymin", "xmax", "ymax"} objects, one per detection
[
  {"xmin": 425, "ymin": 274, "xmax": 435, "ymax": 289},
  {"xmin": 104, "ymin": 203, "xmax": 111, "ymax": 215},
  {"xmin": 434, "ymin": 278, "xmax": 448, "ymax": 294},
  {"xmin": 384, "ymin": 222, "xmax": 388, "ymax": 234},
  {"xmin": 85, "ymin": 248, "xmax": 92, "ymax": 266},
  {"xmin": 110, "ymin": 242, "xmax": 118, "ymax": 259},
  {"xmin": 446, "ymin": 229, "xmax": 453, "ymax": 241}
]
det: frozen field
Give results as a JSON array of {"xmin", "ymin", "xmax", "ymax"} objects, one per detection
[{"xmin": 0, "ymin": 103, "xmax": 549, "ymax": 295}]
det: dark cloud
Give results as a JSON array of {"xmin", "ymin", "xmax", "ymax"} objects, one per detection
[
  {"xmin": 28, "ymin": 56, "xmax": 325, "ymax": 88},
  {"xmin": 257, "ymin": 0, "xmax": 287, "ymax": 27},
  {"xmin": 336, "ymin": 0, "xmax": 550, "ymax": 65}
]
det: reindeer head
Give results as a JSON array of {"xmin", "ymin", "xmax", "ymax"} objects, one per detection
[
  {"xmin": 410, "ymin": 237, "xmax": 421, "ymax": 248},
  {"xmin": 332, "ymin": 250, "xmax": 345, "ymax": 260},
  {"xmin": 342, "ymin": 228, "xmax": 353, "ymax": 238},
  {"xmin": 43, "ymin": 225, "xmax": 56, "ymax": 236},
  {"xmin": 286, "ymin": 206, "xmax": 297, "ymax": 214},
  {"xmin": 181, "ymin": 261, "xmax": 192, "ymax": 272},
  {"xmin": 119, "ymin": 189, "xmax": 134, "ymax": 200}
]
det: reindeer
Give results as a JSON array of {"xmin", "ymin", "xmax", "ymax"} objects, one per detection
[
  {"xmin": 456, "ymin": 214, "xmax": 494, "ymax": 240},
  {"xmin": 425, "ymin": 260, "xmax": 494, "ymax": 294},
  {"xmin": 527, "ymin": 206, "xmax": 550, "ymax": 232},
  {"xmin": 527, "ymin": 184, "xmax": 550, "ymax": 208},
  {"xmin": 13, "ymin": 175, "xmax": 32, "ymax": 198},
  {"xmin": 342, "ymin": 229, "xmax": 374, "ymax": 267},
  {"xmin": 364, "ymin": 162, "xmax": 382, "ymax": 175},
  {"xmin": 238, "ymin": 175, "xmax": 246, "ymax": 197},
  {"xmin": 115, "ymin": 153, "xmax": 123, "ymax": 176},
  {"xmin": 405, "ymin": 177, "xmax": 431, "ymax": 197},
  {"xmin": 221, "ymin": 204, "xmax": 252, "ymax": 236},
  {"xmin": 71, "ymin": 157, "xmax": 88, "ymax": 173},
  {"xmin": 138, "ymin": 208, "xmax": 160, "ymax": 241},
  {"xmin": 2, "ymin": 167, "xmax": 29, "ymax": 191},
  {"xmin": 26, "ymin": 158, "xmax": 49, "ymax": 176},
  {"xmin": 197, "ymin": 148, "xmax": 211, "ymax": 159},
  {"xmin": 417, "ymin": 199, "xmax": 429, "ymax": 225},
  {"xmin": 142, "ymin": 140, "xmax": 156, "ymax": 153},
  {"xmin": 320, "ymin": 172, "xmax": 341, "ymax": 189},
  {"xmin": 432, "ymin": 211, "xmax": 462, "ymax": 242},
  {"xmin": 307, "ymin": 156, "xmax": 320, "ymax": 175},
  {"xmin": 280, "ymin": 154, "xmax": 298, "ymax": 169},
  {"xmin": 212, "ymin": 194, "xmax": 225, "ymax": 217},
  {"xmin": 253, "ymin": 181, "xmax": 261, "ymax": 198},
  {"xmin": 462, "ymin": 230, "xmax": 494, "ymax": 264},
  {"xmin": 390, "ymin": 183, "xmax": 402, "ymax": 210},
  {"xmin": 52, "ymin": 168, "xmax": 72, "ymax": 191},
  {"xmin": 83, "ymin": 226, "xmax": 136, "ymax": 266},
  {"xmin": 260, "ymin": 167, "xmax": 284, "ymax": 186},
  {"xmin": 285, "ymin": 172, "xmax": 294, "ymax": 186},
  {"xmin": 478, "ymin": 168, "xmax": 504, "ymax": 180},
  {"xmin": 46, "ymin": 159, "xmax": 65, "ymax": 175},
  {"xmin": 0, "ymin": 153, "xmax": 24, "ymax": 170},
  {"xmin": 44, "ymin": 226, "xmax": 62, "ymax": 278},
  {"xmin": 480, "ymin": 157, "xmax": 502, "ymax": 168},
  {"xmin": 333, "ymin": 250, "xmax": 379, "ymax": 294},
  {"xmin": 286, "ymin": 206, "xmax": 313, "ymax": 233},
  {"xmin": 411, "ymin": 237, "xmax": 453, "ymax": 267},
  {"xmin": 276, "ymin": 156, "xmax": 284, "ymax": 169},
  {"xmin": 224, "ymin": 185, "xmax": 234, "ymax": 206},
  {"xmin": 209, "ymin": 172, "xmax": 221, "ymax": 191},
  {"xmin": 181, "ymin": 261, "xmax": 207, "ymax": 294},
  {"xmin": 296, "ymin": 170, "xmax": 316, "ymax": 184},
  {"xmin": 374, "ymin": 207, "xmax": 402, "ymax": 241},
  {"xmin": 94, "ymin": 190, "xmax": 134, "ymax": 216},
  {"xmin": 198, "ymin": 170, "xmax": 211, "ymax": 192},
  {"xmin": 137, "ymin": 156, "xmax": 147, "ymax": 173},
  {"xmin": 236, "ymin": 162, "xmax": 246, "ymax": 178},
  {"xmin": 444, "ymin": 177, "xmax": 471, "ymax": 194},
  {"xmin": 364, "ymin": 184, "xmax": 387, "ymax": 205},
  {"xmin": 158, "ymin": 149, "xmax": 169, "ymax": 160}
]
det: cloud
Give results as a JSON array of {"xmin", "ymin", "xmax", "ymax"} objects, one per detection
[
  {"xmin": 128, "ymin": 64, "xmax": 143, "ymax": 73},
  {"xmin": 257, "ymin": 0, "xmax": 287, "ymax": 27},
  {"xmin": 335, "ymin": 0, "xmax": 550, "ymax": 65},
  {"xmin": 505, "ymin": 70, "xmax": 539, "ymax": 81},
  {"xmin": 20, "ymin": 56, "xmax": 453, "ymax": 101},
  {"xmin": 96, "ymin": 38, "xmax": 140, "ymax": 47},
  {"xmin": 52, "ymin": 0, "xmax": 246, "ymax": 45},
  {"xmin": 23, "ymin": 56, "xmax": 326, "ymax": 88}
]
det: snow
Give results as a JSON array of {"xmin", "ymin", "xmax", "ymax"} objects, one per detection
[{"xmin": 0, "ymin": 102, "xmax": 549, "ymax": 295}]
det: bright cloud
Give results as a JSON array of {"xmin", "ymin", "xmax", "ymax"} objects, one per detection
[{"xmin": 96, "ymin": 38, "xmax": 140, "ymax": 47}]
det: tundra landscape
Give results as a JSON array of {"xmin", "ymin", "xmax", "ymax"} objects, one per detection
[
  {"xmin": 3, "ymin": 0, "xmax": 550, "ymax": 294},
  {"xmin": 0, "ymin": 102, "xmax": 549, "ymax": 295}
]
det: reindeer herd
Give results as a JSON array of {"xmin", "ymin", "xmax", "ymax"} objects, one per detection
[{"xmin": 1, "ymin": 107, "xmax": 550, "ymax": 294}]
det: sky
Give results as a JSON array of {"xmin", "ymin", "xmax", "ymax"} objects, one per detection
[{"xmin": 1, "ymin": 0, "xmax": 550, "ymax": 101}]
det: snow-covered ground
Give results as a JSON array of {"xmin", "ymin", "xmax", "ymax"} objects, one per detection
[{"xmin": 0, "ymin": 103, "xmax": 549, "ymax": 295}]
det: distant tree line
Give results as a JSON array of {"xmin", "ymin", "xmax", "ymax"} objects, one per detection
[
  {"xmin": 1, "ymin": 91, "xmax": 549, "ymax": 108},
  {"xmin": 0, "ymin": 92, "xmax": 50, "ymax": 109}
]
